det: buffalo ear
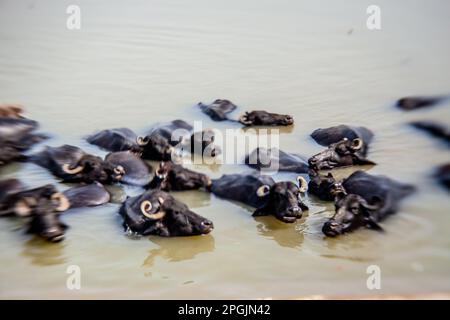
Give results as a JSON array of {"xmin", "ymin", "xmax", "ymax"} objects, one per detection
[{"xmin": 253, "ymin": 208, "xmax": 269, "ymax": 217}]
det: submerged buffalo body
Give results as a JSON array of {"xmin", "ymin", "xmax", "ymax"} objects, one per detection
[
  {"xmin": 120, "ymin": 190, "xmax": 213, "ymax": 237},
  {"xmin": 322, "ymin": 171, "xmax": 415, "ymax": 237},
  {"xmin": 105, "ymin": 151, "xmax": 152, "ymax": 186},
  {"xmin": 0, "ymin": 118, "xmax": 47, "ymax": 167},
  {"xmin": 245, "ymin": 147, "xmax": 309, "ymax": 173},
  {"xmin": 435, "ymin": 164, "xmax": 450, "ymax": 191},
  {"xmin": 411, "ymin": 121, "xmax": 450, "ymax": 145},
  {"xmin": 198, "ymin": 99, "xmax": 294, "ymax": 126},
  {"xmin": 30, "ymin": 145, "xmax": 125, "ymax": 184},
  {"xmin": 311, "ymin": 125, "xmax": 373, "ymax": 153},
  {"xmin": 308, "ymin": 137, "xmax": 375, "ymax": 170},
  {"xmin": 86, "ymin": 128, "xmax": 142, "ymax": 153},
  {"xmin": 147, "ymin": 161, "xmax": 211, "ymax": 191},
  {"xmin": 210, "ymin": 174, "xmax": 308, "ymax": 223},
  {"xmin": 397, "ymin": 96, "xmax": 445, "ymax": 111},
  {"xmin": 198, "ymin": 99, "xmax": 237, "ymax": 121},
  {"xmin": 63, "ymin": 183, "xmax": 111, "ymax": 208}
]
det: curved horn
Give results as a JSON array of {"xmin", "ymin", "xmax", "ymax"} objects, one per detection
[
  {"xmin": 360, "ymin": 197, "xmax": 382, "ymax": 211},
  {"xmin": 256, "ymin": 185, "xmax": 270, "ymax": 197},
  {"xmin": 51, "ymin": 193, "xmax": 70, "ymax": 212},
  {"xmin": 351, "ymin": 138, "xmax": 363, "ymax": 150},
  {"xmin": 14, "ymin": 200, "xmax": 32, "ymax": 217},
  {"xmin": 137, "ymin": 136, "xmax": 149, "ymax": 146},
  {"xmin": 62, "ymin": 163, "xmax": 84, "ymax": 175},
  {"xmin": 114, "ymin": 165, "xmax": 125, "ymax": 176},
  {"xmin": 140, "ymin": 200, "xmax": 165, "ymax": 220},
  {"xmin": 239, "ymin": 114, "xmax": 252, "ymax": 125},
  {"xmin": 296, "ymin": 176, "xmax": 308, "ymax": 193}
]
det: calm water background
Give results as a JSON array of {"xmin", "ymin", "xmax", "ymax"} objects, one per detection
[{"xmin": 1, "ymin": 0, "xmax": 450, "ymax": 298}]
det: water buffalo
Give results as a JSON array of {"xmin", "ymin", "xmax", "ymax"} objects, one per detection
[
  {"xmin": 239, "ymin": 111, "xmax": 294, "ymax": 126},
  {"xmin": 198, "ymin": 99, "xmax": 237, "ymax": 121},
  {"xmin": 104, "ymin": 151, "xmax": 152, "ymax": 186},
  {"xmin": 30, "ymin": 145, "xmax": 125, "ymax": 184},
  {"xmin": 322, "ymin": 171, "xmax": 415, "ymax": 237},
  {"xmin": 0, "ymin": 180, "xmax": 70, "ymax": 242},
  {"xmin": 308, "ymin": 138, "xmax": 376, "ymax": 170},
  {"xmin": 0, "ymin": 104, "xmax": 24, "ymax": 118},
  {"xmin": 87, "ymin": 127, "xmax": 174, "ymax": 160},
  {"xmin": 119, "ymin": 190, "xmax": 214, "ymax": 236},
  {"xmin": 86, "ymin": 128, "xmax": 142, "ymax": 153},
  {"xmin": 1, "ymin": 180, "xmax": 112, "ymax": 241},
  {"xmin": 0, "ymin": 139, "xmax": 26, "ymax": 166},
  {"xmin": 397, "ymin": 96, "xmax": 445, "ymax": 111},
  {"xmin": 411, "ymin": 121, "xmax": 450, "ymax": 144},
  {"xmin": 210, "ymin": 173, "xmax": 308, "ymax": 223},
  {"xmin": 198, "ymin": 99, "xmax": 294, "ymax": 126},
  {"xmin": 145, "ymin": 120, "xmax": 220, "ymax": 158},
  {"xmin": 311, "ymin": 125, "xmax": 374, "ymax": 155},
  {"xmin": 245, "ymin": 147, "xmax": 309, "ymax": 173},
  {"xmin": 435, "ymin": 164, "xmax": 450, "ymax": 191},
  {"xmin": 0, "ymin": 117, "xmax": 47, "ymax": 167},
  {"xmin": 308, "ymin": 171, "xmax": 345, "ymax": 201},
  {"xmin": 146, "ymin": 161, "xmax": 211, "ymax": 191}
]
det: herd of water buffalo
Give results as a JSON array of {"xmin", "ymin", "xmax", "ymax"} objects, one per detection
[{"xmin": 0, "ymin": 96, "xmax": 448, "ymax": 242}]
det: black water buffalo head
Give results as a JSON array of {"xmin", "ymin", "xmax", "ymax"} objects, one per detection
[
  {"xmin": 308, "ymin": 171, "xmax": 346, "ymax": 201},
  {"xmin": 120, "ymin": 190, "xmax": 214, "ymax": 237},
  {"xmin": 308, "ymin": 138, "xmax": 375, "ymax": 170},
  {"xmin": 4, "ymin": 184, "xmax": 70, "ymax": 242},
  {"xmin": 239, "ymin": 110, "xmax": 294, "ymax": 126},
  {"xmin": 190, "ymin": 129, "xmax": 221, "ymax": 158},
  {"xmin": 148, "ymin": 162, "xmax": 211, "ymax": 191},
  {"xmin": 61, "ymin": 154, "xmax": 125, "ymax": 184},
  {"xmin": 136, "ymin": 134, "xmax": 173, "ymax": 161},
  {"xmin": 322, "ymin": 194, "xmax": 382, "ymax": 237},
  {"xmin": 253, "ymin": 176, "xmax": 309, "ymax": 222}
]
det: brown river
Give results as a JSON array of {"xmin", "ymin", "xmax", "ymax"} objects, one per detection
[{"xmin": 0, "ymin": 0, "xmax": 449, "ymax": 299}]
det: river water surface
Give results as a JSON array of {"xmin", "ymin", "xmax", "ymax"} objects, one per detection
[{"xmin": 1, "ymin": 0, "xmax": 450, "ymax": 299}]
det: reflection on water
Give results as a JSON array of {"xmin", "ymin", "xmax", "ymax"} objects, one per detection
[
  {"xmin": 142, "ymin": 235, "xmax": 215, "ymax": 268},
  {"xmin": 255, "ymin": 216, "xmax": 305, "ymax": 249},
  {"xmin": 21, "ymin": 238, "xmax": 67, "ymax": 267}
]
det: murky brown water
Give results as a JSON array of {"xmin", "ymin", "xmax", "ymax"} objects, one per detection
[{"xmin": 1, "ymin": 0, "xmax": 450, "ymax": 299}]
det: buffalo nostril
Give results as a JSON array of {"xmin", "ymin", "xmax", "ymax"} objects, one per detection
[
  {"xmin": 288, "ymin": 207, "xmax": 300, "ymax": 214},
  {"xmin": 202, "ymin": 220, "xmax": 213, "ymax": 228}
]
